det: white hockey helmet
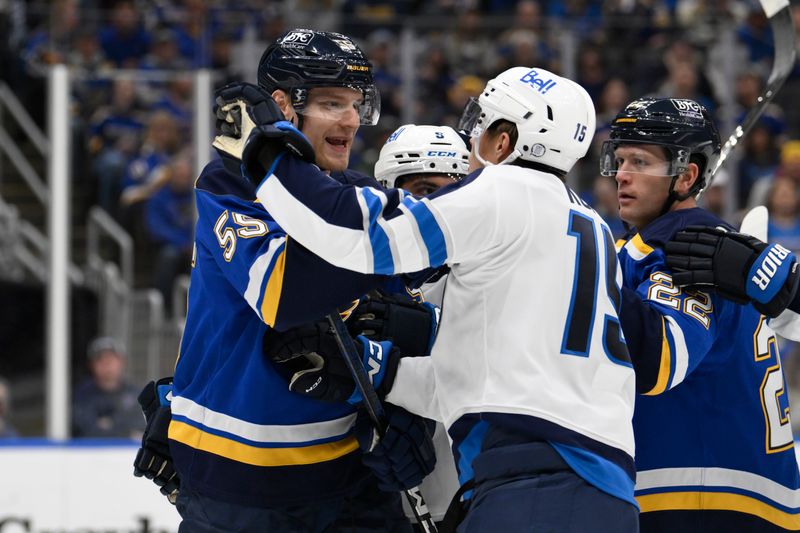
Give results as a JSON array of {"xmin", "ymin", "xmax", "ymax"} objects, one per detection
[
  {"xmin": 458, "ymin": 66, "xmax": 596, "ymax": 172},
  {"xmin": 374, "ymin": 124, "xmax": 470, "ymax": 188}
]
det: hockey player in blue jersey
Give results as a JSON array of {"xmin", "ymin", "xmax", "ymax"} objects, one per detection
[
  {"xmin": 159, "ymin": 29, "xmax": 437, "ymax": 532},
  {"xmin": 601, "ymin": 97, "xmax": 800, "ymax": 532},
  {"xmin": 215, "ymin": 66, "xmax": 640, "ymax": 532}
]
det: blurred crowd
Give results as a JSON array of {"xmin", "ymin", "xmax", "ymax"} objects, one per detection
[{"xmin": 2, "ymin": 0, "xmax": 800, "ymax": 436}]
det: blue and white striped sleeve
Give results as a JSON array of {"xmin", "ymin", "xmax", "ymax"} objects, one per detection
[{"xmin": 254, "ymin": 154, "xmax": 494, "ymax": 275}]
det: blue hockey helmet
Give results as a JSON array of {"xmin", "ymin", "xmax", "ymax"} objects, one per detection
[
  {"xmin": 258, "ymin": 29, "xmax": 380, "ymax": 125},
  {"xmin": 600, "ymin": 97, "xmax": 721, "ymax": 198}
]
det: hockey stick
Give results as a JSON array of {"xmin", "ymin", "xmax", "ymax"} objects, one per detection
[
  {"xmin": 706, "ymin": 0, "xmax": 796, "ymax": 188},
  {"xmin": 327, "ymin": 312, "xmax": 438, "ymax": 533}
]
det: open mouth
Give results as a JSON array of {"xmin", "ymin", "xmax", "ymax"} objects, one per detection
[{"xmin": 326, "ymin": 137, "xmax": 350, "ymax": 152}]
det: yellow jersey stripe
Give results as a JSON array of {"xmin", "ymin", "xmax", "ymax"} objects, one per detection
[
  {"xmin": 644, "ymin": 317, "xmax": 672, "ymax": 396},
  {"xmin": 624, "ymin": 234, "xmax": 654, "ymax": 261},
  {"xmin": 261, "ymin": 247, "xmax": 287, "ymax": 327},
  {"xmin": 169, "ymin": 420, "xmax": 359, "ymax": 467},
  {"xmin": 638, "ymin": 491, "xmax": 800, "ymax": 530}
]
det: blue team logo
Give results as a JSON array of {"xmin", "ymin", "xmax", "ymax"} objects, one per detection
[
  {"xmin": 520, "ymin": 69, "xmax": 557, "ymax": 94},
  {"xmin": 387, "ymin": 126, "xmax": 406, "ymax": 143}
]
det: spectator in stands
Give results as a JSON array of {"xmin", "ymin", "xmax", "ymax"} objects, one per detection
[
  {"xmin": 144, "ymin": 151, "xmax": 195, "ymax": 315},
  {"xmin": 140, "ymin": 27, "xmax": 188, "ymax": 71},
  {"xmin": 119, "ymin": 110, "xmax": 179, "ymax": 211},
  {"xmin": 0, "ymin": 377, "xmax": 19, "ymax": 438},
  {"xmin": 591, "ymin": 175, "xmax": 625, "ymax": 239},
  {"xmin": 767, "ymin": 177, "xmax": 800, "ymax": 254},
  {"xmin": 748, "ymin": 140, "xmax": 800, "ymax": 208},
  {"xmin": 98, "ymin": 0, "xmax": 151, "ymax": 67},
  {"xmin": 699, "ymin": 169, "xmax": 734, "ymax": 225},
  {"xmin": 89, "ymin": 79, "xmax": 145, "ymax": 216},
  {"xmin": 736, "ymin": 120, "xmax": 781, "ymax": 207},
  {"xmin": 72, "ymin": 337, "xmax": 143, "ymax": 439}
]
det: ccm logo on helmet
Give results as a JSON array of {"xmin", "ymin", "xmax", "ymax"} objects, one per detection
[
  {"xmin": 427, "ymin": 151, "xmax": 457, "ymax": 157},
  {"xmin": 752, "ymin": 244, "xmax": 792, "ymax": 290},
  {"xmin": 520, "ymin": 69, "xmax": 557, "ymax": 94}
]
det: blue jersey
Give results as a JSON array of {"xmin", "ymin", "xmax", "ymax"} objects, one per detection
[
  {"xmin": 617, "ymin": 207, "xmax": 800, "ymax": 530},
  {"xmin": 169, "ymin": 159, "xmax": 394, "ymax": 507}
]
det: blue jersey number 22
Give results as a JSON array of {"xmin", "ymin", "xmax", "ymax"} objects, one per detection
[{"xmin": 561, "ymin": 211, "xmax": 631, "ymax": 366}]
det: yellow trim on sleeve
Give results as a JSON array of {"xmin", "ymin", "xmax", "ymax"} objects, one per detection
[
  {"xmin": 169, "ymin": 420, "xmax": 359, "ymax": 467},
  {"xmin": 644, "ymin": 317, "xmax": 672, "ymax": 396},
  {"xmin": 637, "ymin": 491, "xmax": 800, "ymax": 530},
  {"xmin": 261, "ymin": 247, "xmax": 287, "ymax": 327},
  {"xmin": 630, "ymin": 234, "xmax": 654, "ymax": 255}
]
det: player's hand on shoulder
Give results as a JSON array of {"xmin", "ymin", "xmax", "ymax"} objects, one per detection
[
  {"xmin": 348, "ymin": 290, "xmax": 440, "ymax": 357},
  {"xmin": 133, "ymin": 377, "xmax": 180, "ymax": 504},
  {"xmin": 665, "ymin": 225, "xmax": 799, "ymax": 318},
  {"xmin": 356, "ymin": 403, "xmax": 437, "ymax": 492},
  {"xmin": 211, "ymin": 81, "xmax": 315, "ymax": 182}
]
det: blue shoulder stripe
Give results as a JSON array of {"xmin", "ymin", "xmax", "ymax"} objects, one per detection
[
  {"xmin": 361, "ymin": 188, "xmax": 394, "ymax": 275},
  {"xmin": 402, "ymin": 197, "xmax": 448, "ymax": 267}
]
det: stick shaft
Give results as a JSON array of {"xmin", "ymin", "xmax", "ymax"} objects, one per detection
[{"xmin": 326, "ymin": 313, "xmax": 438, "ymax": 532}]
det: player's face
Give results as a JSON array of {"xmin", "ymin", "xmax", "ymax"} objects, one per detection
[
  {"xmin": 614, "ymin": 144, "xmax": 672, "ymax": 229},
  {"xmin": 299, "ymin": 87, "xmax": 362, "ymax": 172},
  {"xmin": 398, "ymin": 174, "xmax": 458, "ymax": 196}
]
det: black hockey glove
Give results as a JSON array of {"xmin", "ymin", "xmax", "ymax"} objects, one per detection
[
  {"xmin": 133, "ymin": 377, "xmax": 179, "ymax": 504},
  {"xmin": 355, "ymin": 404, "xmax": 437, "ymax": 492},
  {"xmin": 264, "ymin": 323, "xmax": 402, "ymax": 403},
  {"xmin": 212, "ymin": 82, "xmax": 315, "ymax": 182},
  {"xmin": 665, "ymin": 225, "xmax": 800, "ymax": 318},
  {"xmin": 348, "ymin": 291, "xmax": 440, "ymax": 357}
]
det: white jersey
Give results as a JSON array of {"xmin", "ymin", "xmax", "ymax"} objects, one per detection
[
  {"xmin": 403, "ymin": 275, "xmax": 459, "ymax": 522},
  {"xmin": 256, "ymin": 156, "xmax": 637, "ymax": 504}
]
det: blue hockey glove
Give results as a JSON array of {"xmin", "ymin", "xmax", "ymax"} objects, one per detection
[
  {"xmin": 133, "ymin": 377, "xmax": 179, "ymax": 504},
  {"xmin": 356, "ymin": 404, "xmax": 437, "ymax": 492},
  {"xmin": 264, "ymin": 324, "xmax": 402, "ymax": 403},
  {"xmin": 212, "ymin": 82, "xmax": 314, "ymax": 183},
  {"xmin": 665, "ymin": 225, "xmax": 800, "ymax": 318},
  {"xmin": 348, "ymin": 290, "xmax": 440, "ymax": 357}
]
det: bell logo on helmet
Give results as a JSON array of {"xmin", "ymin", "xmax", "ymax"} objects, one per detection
[{"xmin": 520, "ymin": 69, "xmax": 557, "ymax": 94}]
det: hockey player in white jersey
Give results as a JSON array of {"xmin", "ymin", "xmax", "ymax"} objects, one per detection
[
  {"xmin": 215, "ymin": 67, "xmax": 639, "ymax": 532},
  {"xmin": 372, "ymin": 124, "xmax": 468, "ymax": 525}
]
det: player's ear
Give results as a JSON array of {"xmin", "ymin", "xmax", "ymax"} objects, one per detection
[
  {"xmin": 498, "ymin": 131, "xmax": 514, "ymax": 160},
  {"xmin": 271, "ymin": 90, "xmax": 296, "ymax": 124},
  {"xmin": 488, "ymin": 131, "xmax": 513, "ymax": 161},
  {"xmin": 676, "ymin": 162, "xmax": 700, "ymax": 196}
]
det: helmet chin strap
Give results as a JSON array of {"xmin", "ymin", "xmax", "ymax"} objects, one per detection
[
  {"xmin": 659, "ymin": 173, "xmax": 694, "ymax": 217},
  {"xmin": 471, "ymin": 134, "xmax": 521, "ymax": 167}
]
